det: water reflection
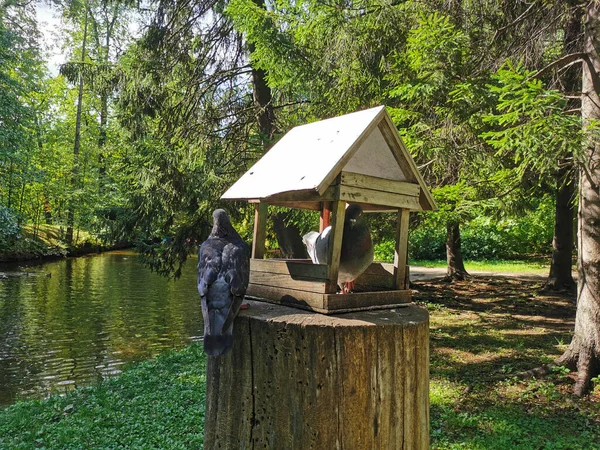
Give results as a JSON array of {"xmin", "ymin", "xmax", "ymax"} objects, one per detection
[{"xmin": 0, "ymin": 251, "xmax": 203, "ymax": 407}]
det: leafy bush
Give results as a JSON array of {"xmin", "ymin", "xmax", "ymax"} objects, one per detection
[
  {"xmin": 0, "ymin": 206, "xmax": 21, "ymax": 250},
  {"xmin": 374, "ymin": 238, "xmax": 396, "ymax": 263},
  {"xmin": 374, "ymin": 196, "xmax": 556, "ymax": 262}
]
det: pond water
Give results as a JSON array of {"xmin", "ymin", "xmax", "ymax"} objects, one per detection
[{"xmin": 0, "ymin": 251, "xmax": 203, "ymax": 407}]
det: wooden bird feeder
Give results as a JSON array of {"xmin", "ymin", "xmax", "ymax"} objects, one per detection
[{"xmin": 222, "ymin": 106, "xmax": 435, "ymax": 314}]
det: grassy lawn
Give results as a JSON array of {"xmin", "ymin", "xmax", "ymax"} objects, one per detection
[
  {"xmin": 1, "ymin": 276, "xmax": 598, "ymax": 449},
  {"xmin": 411, "ymin": 259, "xmax": 554, "ymax": 275}
]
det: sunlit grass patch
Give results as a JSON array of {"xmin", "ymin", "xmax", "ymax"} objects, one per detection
[{"xmin": 410, "ymin": 259, "xmax": 555, "ymax": 274}]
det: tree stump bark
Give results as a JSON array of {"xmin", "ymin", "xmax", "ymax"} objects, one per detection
[{"xmin": 204, "ymin": 300, "xmax": 429, "ymax": 450}]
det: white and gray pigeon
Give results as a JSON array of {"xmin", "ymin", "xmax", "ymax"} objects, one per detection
[
  {"xmin": 303, "ymin": 203, "xmax": 374, "ymax": 293},
  {"xmin": 197, "ymin": 209, "xmax": 250, "ymax": 356}
]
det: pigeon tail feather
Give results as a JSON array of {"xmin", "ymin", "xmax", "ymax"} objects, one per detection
[{"xmin": 203, "ymin": 334, "xmax": 234, "ymax": 357}]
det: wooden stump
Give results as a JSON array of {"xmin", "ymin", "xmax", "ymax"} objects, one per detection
[{"xmin": 204, "ymin": 300, "xmax": 429, "ymax": 450}]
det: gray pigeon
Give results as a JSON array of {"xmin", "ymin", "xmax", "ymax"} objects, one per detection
[
  {"xmin": 197, "ymin": 209, "xmax": 250, "ymax": 356},
  {"xmin": 303, "ymin": 204, "xmax": 374, "ymax": 293}
]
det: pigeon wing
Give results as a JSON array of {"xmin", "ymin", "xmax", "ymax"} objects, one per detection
[{"xmin": 220, "ymin": 239, "xmax": 250, "ymax": 333}]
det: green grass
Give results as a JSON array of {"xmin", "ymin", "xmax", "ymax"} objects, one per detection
[
  {"xmin": 0, "ymin": 344, "xmax": 206, "ymax": 449},
  {"xmin": 410, "ymin": 259, "xmax": 554, "ymax": 274}
]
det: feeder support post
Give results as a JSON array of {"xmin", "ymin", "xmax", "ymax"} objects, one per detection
[
  {"xmin": 325, "ymin": 200, "xmax": 345, "ymax": 293},
  {"xmin": 252, "ymin": 202, "xmax": 268, "ymax": 259},
  {"xmin": 394, "ymin": 209, "xmax": 410, "ymax": 289},
  {"xmin": 320, "ymin": 202, "xmax": 331, "ymax": 232}
]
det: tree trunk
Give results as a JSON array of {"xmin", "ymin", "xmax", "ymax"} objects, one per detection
[
  {"xmin": 249, "ymin": 0, "xmax": 276, "ymax": 145},
  {"xmin": 65, "ymin": 7, "xmax": 89, "ymax": 246},
  {"xmin": 545, "ymin": 4, "xmax": 581, "ymax": 291},
  {"xmin": 445, "ymin": 221, "xmax": 468, "ymax": 281},
  {"xmin": 247, "ymin": 0, "xmax": 307, "ymax": 259},
  {"xmin": 545, "ymin": 162, "xmax": 576, "ymax": 291},
  {"xmin": 204, "ymin": 300, "xmax": 430, "ymax": 449},
  {"xmin": 556, "ymin": 2, "xmax": 600, "ymax": 396}
]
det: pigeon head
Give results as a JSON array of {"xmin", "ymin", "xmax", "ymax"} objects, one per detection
[
  {"xmin": 345, "ymin": 204, "xmax": 363, "ymax": 227},
  {"xmin": 211, "ymin": 209, "xmax": 234, "ymax": 237}
]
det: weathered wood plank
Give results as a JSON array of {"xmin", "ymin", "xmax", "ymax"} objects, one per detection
[
  {"xmin": 323, "ymin": 289, "xmax": 411, "ymax": 311},
  {"xmin": 338, "ymin": 185, "xmax": 422, "ymax": 210},
  {"xmin": 204, "ymin": 317, "xmax": 253, "ymax": 449},
  {"xmin": 249, "ymin": 186, "xmax": 338, "ymax": 205},
  {"xmin": 258, "ymin": 200, "xmax": 322, "ymax": 211},
  {"xmin": 354, "ymin": 275, "xmax": 395, "ymax": 290},
  {"xmin": 246, "ymin": 284, "xmax": 325, "ymax": 310},
  {"xmin": 252, "ymin": 203, "xmax": 268, "ymax": 259},
  {"xmin": 326, "ymin": 200, "xmax": 346, "ymax": 293},
  {"xmin": 250, "ymin": 307, "xmax": 340, "ymax": 449},
  {"xmin": 416, "ymin": 316, "xmax": 430, "ymax": 449},
  {"xmin": 403, "ymin": 321, "xmax": 417, "ymax": 449},
  {"xmin": 250, "ymin": 258, "xmax": 329, "ymax": 279},
  {"xmin": 355, "ymin": 262, "xmax": 395, "ymax": 289},
  {"xmin": 395, "ymin": 209, "xmax": 410, "ymax": 289},
  {"xmin": 340, "ymin": 171, "xmax": 420, "ymax": 197},
  {"xmin": 377, "ymin": 121, "xmax": 417, "ymax": 183},
  {"xmin": 249, "ymin": 271, "xmax": 328, "ymax": 292},
  {"xmin": 317, "ymin": 107, "xmax": 388, "ymax": 194},
  {"xmin": 336, "ymin": 322, "xmax": 376, "ymax": 449},
  {"xmin": 362, "ymin": 262, "xmax": 395, "ymax": 275}
]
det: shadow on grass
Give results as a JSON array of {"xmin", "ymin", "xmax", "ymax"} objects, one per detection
[{"xmin": 416, "ymin": 276, "xmax": 599, "ymax": 449}]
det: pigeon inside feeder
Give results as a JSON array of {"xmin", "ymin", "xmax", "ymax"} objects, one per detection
[{"xmin": 303, "ymin": 203, "xmax": 374, "ymax": 294}]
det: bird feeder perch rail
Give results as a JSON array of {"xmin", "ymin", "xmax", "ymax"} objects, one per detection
[{"xmin": 222, "ymin": 106, "xmax": 435, "ymax": 314}]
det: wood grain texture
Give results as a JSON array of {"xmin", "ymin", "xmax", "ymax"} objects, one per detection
[
  {"xmin": 338, "ymin": 185, "xmax": 422, "ymax": 210},
  {"xmin": 378, "ymin": 115, "xmax": 436, "ymax": 211},
  {"xmin": 252, "ymin": 203, "xmax": 268, "ymax": 259},
  {"xmin": 249, "ymin": 271, "xmax": 328, "ymax": 292},
  {"xmin": 250, "ymin": 259, "xmax": 329, "ymax": 279},
  {"xmin": 340, "ymin": 172, "xmax": 420, "ymax": 197},
  {"xmin": 203, "ymin": 300, "xmax": 430, "ymax": 450},
  {"xmin": 326, "ymin": 200, "xmax": 346, "ymax": 293},
  {"xmin": 246, "ymin": 284, "xmax": 325, "ymax": 310},
  {"xmin": 394, "ymin": 209, "xmax": 410, "ymax": 289}
]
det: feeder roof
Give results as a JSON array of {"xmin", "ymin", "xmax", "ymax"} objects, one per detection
[{"xmin": 222, "ymin": 106, "xmax": 435, "ymax": 211}]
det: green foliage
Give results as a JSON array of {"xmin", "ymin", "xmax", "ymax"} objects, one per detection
[
  {"xmin": 104, "ymin": 2, "xmax": 265, "ymax": 276},
  {"xmin": 0, "ymin": 205, "xmax": 20, "ymax": 250},
  {"xmin": 374, "ymin": 238, "xmax": 395, "ymax": 263},
  {"xmin": 0, "ymin": 3, "xmax": 46, "ymax": 217},
  {"xmin": 405, "ymin": 195, "xmax": 555, "ymax": 261},
  {"xmin": 480, "ymin": 63, "xmax": 582, "ymax": 178},
  {"xmin": 0, "ymin": 343, "xmax": 206, "ymax": 449}
]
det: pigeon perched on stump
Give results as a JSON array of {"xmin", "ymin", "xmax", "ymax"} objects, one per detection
[
  {"xmin": 197, "ymin": 209, "xmax": 250, "ymax": 356},
  {"xmin": 303, "ymin": 203, "xmax": 374, "ymax": 293}
]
